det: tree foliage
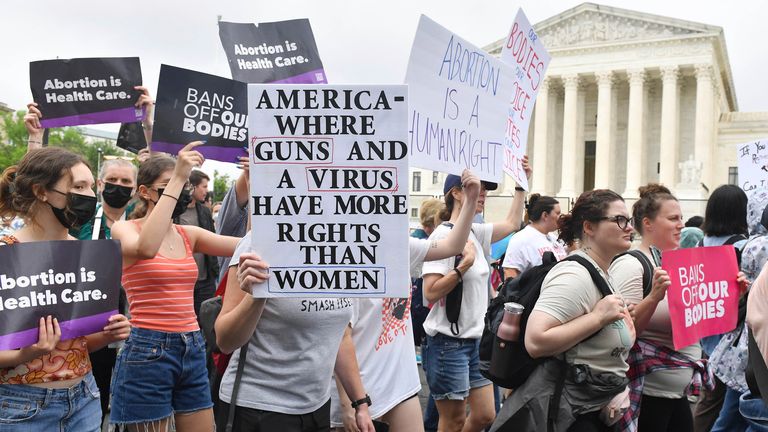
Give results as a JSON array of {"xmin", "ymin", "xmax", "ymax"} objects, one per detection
[
  {"xmin": 213, "ymin": 170, "xmax": 233, "ymax": 203},
  {"xmin": 0, "ymin": 110, "xmax": 132, "ymax": 175}
]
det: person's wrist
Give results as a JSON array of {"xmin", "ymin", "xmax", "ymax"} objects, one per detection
[{"xmin": 515, "ymin": 186, "xmax": 526, "ymax": 192}]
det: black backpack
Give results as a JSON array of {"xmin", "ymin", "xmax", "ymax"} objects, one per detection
[
  {"xmin": 479, "ymin": 252, "xmax": 613, "ymax": 388},
  {"xmin": 612, "ymin": 249, "xmax": 654, "ymax": 298}
]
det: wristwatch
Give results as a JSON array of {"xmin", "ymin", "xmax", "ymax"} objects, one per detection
[{"xmin": 351, "ymin": 394, "xmax": 372, "ymax": 409}]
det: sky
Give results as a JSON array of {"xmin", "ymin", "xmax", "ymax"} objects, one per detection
[{"xmin": 2, "ymin": 0, "xmax": 766, "ymax": 180}]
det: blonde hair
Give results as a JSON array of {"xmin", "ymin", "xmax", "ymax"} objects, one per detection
[{"xmin": 419, "ymin": 198, "xmax": 443, "ymax": 230}]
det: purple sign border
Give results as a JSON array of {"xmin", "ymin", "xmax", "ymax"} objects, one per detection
[
  {"xmin": 41, "ymin": 107, "xmax": 144, "ymax": 128},
  {"xmin": 271, "ymin": 68, "xmax": 327, "ymax": 84},
  {"xmin": 0, "ymin": 309, "xmax": 117, "ymax": 350},
  {"xmin": 150, "ymin": 141, "xmax": 247, "ymax": 163}
]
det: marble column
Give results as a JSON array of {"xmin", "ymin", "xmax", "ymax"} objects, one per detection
[
  {"xmin": 659, "ymin": 65, "xmax": 680, "ymax": 186},
  {"xmin": 557, "ymin": 74, "xmax": 581, "ymax": 198},
  {"xmin": 694, "ymin": 64, "xmax": 716, "ymax": 189},
  {"xmin": 532, "ymin": 78, "xmax": 551, "ymax": 194},
  {"xmin": 595, "ymin": 71, "xmax": 615, "ymax": 189},
  {"xmin": 623, "ymin": 68, "xmax": 647, "ymax": 197}
]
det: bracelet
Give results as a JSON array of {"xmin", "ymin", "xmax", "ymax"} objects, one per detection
[
  {"xmin": 162, "ymin": 193, "xmax": 179, "ymax": 201},
  {"xmin": 28, "ymin": 139, "xmax": 42, "ymax": 144},
  {"xmin": 515, "ymin": 186, "xmax": 525, "ymax": 192},
  {"xmin": 453, "ymin": 268, "xmax": 463, "ymax": 283},
  {"xmin": 350, "ymin": 394, "xmax": 372, "ymax": 409}
]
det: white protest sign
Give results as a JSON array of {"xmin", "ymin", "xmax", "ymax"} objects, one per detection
[
  {"xmin": 737, "ymin": 139, "xmax": 768, "ymax": 192},
  {"xmin": 247, "ymin": 84, "xmax": 410, "ymax": 298},
  {"xmin": 405, "ymin": 15, "xmax": 516, "ymax": 182},
  {"xmin": 500, "ymin": 9, "xmax": 551, "ymax": 190}
]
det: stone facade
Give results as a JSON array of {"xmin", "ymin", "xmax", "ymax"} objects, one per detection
[{"xmin": 409, "ymin": 2, "xmax": 768, "ymax": 225}]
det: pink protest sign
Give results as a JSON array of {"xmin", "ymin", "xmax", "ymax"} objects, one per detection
[{"xmin": 662, "ymin": 245, "xmax": 739, "ymax": 350}]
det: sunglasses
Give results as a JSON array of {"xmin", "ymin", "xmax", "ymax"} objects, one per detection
[{"xmin": 599, "ymin": 215, "xmax": 633, "ymax": 230}]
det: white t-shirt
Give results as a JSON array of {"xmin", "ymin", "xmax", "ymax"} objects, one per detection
[
  {"xmin": 408, "ymin": 237, "xmax": 430, "ymax": 279},
  {"xmin": 329, "ymin": 298, "xmax": 421, "ymax": 425},
  {"xmin": 421, "ymin": 223, "xmax": 493, "ymax": 339},
  {"xmin": 502, "ymin": 225, "xmax": 567, "ymax": 273}
]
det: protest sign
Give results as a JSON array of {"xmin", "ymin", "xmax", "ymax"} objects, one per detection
[
  {"xmin": 0, "ymin": 240, "xmax": 121, "ymax": 350},
  {"xmin": 116, "ymin": 122, "xmax": 147, "ymax": 154},
  {"xmin": 405, "ymin": 15, "xmax": 516, "ymax": 182},
  {"xmin": 30, "ymin": 57, "xmax": 144, "ymax": 128},
  {"xmin": 737, "ymin": 139, "xmax": 768, "ymax": 192},
  {"xmin": 500, "ymin": 9, "xmax": 550, "ymax": 190},
  {"xmin": 151, "ymin": 65, "xmax": 248, "ymax": 162},
  {"xmin": 663, "ymin": 245, "xmax": 739, "ymax": 350},
  {"xmin": 219, "ymin": 19, "xmax": 327, "ymax": 84},
  {"xmin": 247, "ymin": 84, "xmax": 409, "ymax": 298}
]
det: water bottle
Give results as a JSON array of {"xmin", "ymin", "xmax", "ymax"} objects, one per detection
[{"xmin": 489, "ymin": 302, "xmax": 524, "ymax": 380}]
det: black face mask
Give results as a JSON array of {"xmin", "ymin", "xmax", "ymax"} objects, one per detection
[
  {"xmin": 156, "ymin": 187, "xmax": 194, "ymax": 220},
  {"xmin": 48, "ymin": 191, "xmax": 97, "ymax": 229},
  {"xmin": 102, "ymin": 183, "xmax": 134, "ymax": 209}
]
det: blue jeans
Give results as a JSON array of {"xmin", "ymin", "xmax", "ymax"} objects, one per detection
[
  {"xmin": 110, "ymin": 327, "xmax": 213, "ymax": 425},
  {"xmin": 712, "ymin": 387, "xmax": 747, "ymax": 432},
  {"xmin": 740, "ymin": 391, "xmax": 768, "ymax": 432},
  {"xmin": 422, "ymin": 333, "xmax": 491, "ymax": 400},
  {"xmin": 0, "ymin": 372, "xmax": 101, "ymax": 431}
]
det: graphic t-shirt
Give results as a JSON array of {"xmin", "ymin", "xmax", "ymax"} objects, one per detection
[
  {"xmin": 220, "ymin": 233, "xmax": 354, "ymax": 415},
  {"xmin": 422, "ymin": 223, "xmax": 492, "ymax": 339},
  {"xmin": 502, "ymin": 224, "xmax": 567, "ymax": 273},
  {"xmin": 534, "ymin": 250, "xmax": 635, "ymax": 376}
]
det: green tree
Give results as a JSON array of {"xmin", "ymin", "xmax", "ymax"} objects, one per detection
[
  {"xmin": 213, "ymin": 170, "xmax": 233, "ymax": 203},
  {"xmin": 0, "ymin": 110, "xmax": 132, "ymax": 175}
]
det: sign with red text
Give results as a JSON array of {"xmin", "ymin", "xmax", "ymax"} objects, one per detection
[
  {"xmin": 500, "ymin": 9, "xmax": 550, "ymax": 190},
  {"xmin": 663, "ymin": 246, "xmax": 739, "ymax": 350},
  {"xmin": 246, "ymin": 84, "xmax": 409, "ymax": 298},
  {"xmin": 405, "ymin": 15, "xmax": 516, "ymax": 182}
]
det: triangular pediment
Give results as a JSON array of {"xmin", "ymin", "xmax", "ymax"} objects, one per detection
[{"xmin": 535, "ymin": 3, "xmax": 719, "ymax": 50}]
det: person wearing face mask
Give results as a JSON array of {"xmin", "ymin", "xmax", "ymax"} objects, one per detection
[
  {"xmin": 73, "ymin": 158, "xmax": 137, "ymax": 241},
  {"xmin": 0, "ymin": 146, "xmax": 132, "ymax": 431},
  {"xmin": 110, "ymin": 143, "xmax": 241, "ymax": 432},
  {"xmin": 176, "ymin": 170, "xmax": 220, "ymax": 318},
  {"xmin": 502, "ymin": 194, "xmax": 567, "ymax": 280}
]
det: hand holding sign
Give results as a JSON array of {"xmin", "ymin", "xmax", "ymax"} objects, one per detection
[
  {"xmin": 650, "ymin": 267, "xmax": 672, "ymax": 302},
  {"xmin": 102, "ymin": 314, "xmax": 131, "ymax": 342},
  {"xmin": 461, "ymin": 169, "xmax": 481, "ymax": 202},
  {"xmin": 18, "ymin": 316, "xmax": 61, "ymax": 362},
  {"xmin": 237, "ymin": 252, "xmax": 271, "ymax": 295},
  {"xmin": 24, "ymin": 103, "xmax": 44, "ymax": 146}
]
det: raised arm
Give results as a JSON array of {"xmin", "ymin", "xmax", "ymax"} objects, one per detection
[
  {"xmin": 135, "ymin": 86, "xmax": 154, "ymax": 145},
  {"xmin": 490, "ymin": 156, "xmax": 531, "ymax": 243},
  {"xmin": 215, "ymin": 252, "xmax": 269, "ymax": 354},
  {"xmin": 424, "ymin": 169, "xmax": 480, "ymax": 261},
  {"xmin": 24, "ymin": 103, "xmax": 44, "ymax": 151},
  {"xmin": 183, "ymin": 225, "xmax": 240, "ymax": 257}
]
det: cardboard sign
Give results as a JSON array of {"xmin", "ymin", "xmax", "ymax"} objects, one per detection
[
  {"xmin": 151, "ymin": 65, "xmax": 248, "ymax": 162},
  {"xmin": 737, "ymin": 139, "xmax": 768, "ymax": 192},
  {"xmin": 405, "ymin": 15, "xmax": 516, "ymax": 182},
  {"xmin": 500, "ymin": 9, "xmax": 551, "ymax": 190},
  {"xmin": 0, "ymin": 240, "xmax": 121, "ymax": 350},
  {"xmin": 30, "ymin": 57, "xmax": 144, "ymax": 128},
  {"xmin": 219, "ymin": 19, "xmax": 327, "ymax": 84},
  {"xmin": 663, "ymin": 246, "xmax": 740, "ymax": 350},
  {"xmin": 247, "ymin": 84, "xmax": 409, "ymax": 298}
]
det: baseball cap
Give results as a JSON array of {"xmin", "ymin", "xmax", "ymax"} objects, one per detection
[{"xmin": 442, "ymin": 174, "xmax": 498, "ymax": 195}]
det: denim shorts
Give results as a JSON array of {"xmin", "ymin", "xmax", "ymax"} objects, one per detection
[
  {"xmin": 0, "ymin": 372, "xmax": 101, "ymax": 432},
  {"xmin": 110, "ymin": 327, "xmax": 213, "ymax": 425},
  {"xmin": 422, "ymin": 333, "xmax": 491, "ymax": 400},
  {"xmin": 740, "ymin": 391, "xmax": 768, "ymax": 431}
]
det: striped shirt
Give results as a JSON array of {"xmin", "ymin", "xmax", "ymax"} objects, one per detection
[{"xmin": 122, "ymin": 225, "xmax": 199, "ymax": 332}]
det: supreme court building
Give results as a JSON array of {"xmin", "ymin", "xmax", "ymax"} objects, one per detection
[{"xmin": 409, "ymin": 3, "xmax": 768, "ymax": 223}]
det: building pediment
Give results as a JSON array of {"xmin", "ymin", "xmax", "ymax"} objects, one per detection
[{"xmin": 536, "ymin": 3, "xmax": 719, "ymax": 50}]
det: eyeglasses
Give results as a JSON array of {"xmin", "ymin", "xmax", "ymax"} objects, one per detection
[{"xmin": 599, "ymin": 215, "xmax": 633, "ymax": 230}]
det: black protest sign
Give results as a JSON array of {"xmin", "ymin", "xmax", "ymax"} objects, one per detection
[
  {"xmin": 30, "ymin": 57, "xmax": 144, "ymax": 128},
  {"xmin": 218, "ymin": 19, "xmax": 327, "ymax": 84},
  {"xmin": 151, "ymin": 65, "xmax": 248, "ymax": 162},
  {"xmin": 116, "ymin": 122, "xmax": 147, "ymax": 154},
  {"xmin": 0, "ymin": 240, "xmax": 121, "ymax": 350}
]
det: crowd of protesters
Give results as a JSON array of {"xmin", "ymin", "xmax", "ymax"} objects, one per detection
[{"xmin": 0, "ymin": 87, "xmax": 767, "ymax": 432}]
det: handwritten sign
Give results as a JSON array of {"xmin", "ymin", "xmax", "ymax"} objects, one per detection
[
  {"xmin": 737, "ymin": 139, "xmax": 768, "ymax": 192},
  {"xmin": 500, "ymin": 9, "xmax": 550, "ymax": 190},
  {"xmin": 247, "ymin": 84, "xmax": 410, "ymax": 298},
  {"xmin": 663, "ymin": 246, "xmax": 739, "ymax": 350},
  {"xmin": 405, "ymin": 15, "xmax": 516, "ymax": 182}
]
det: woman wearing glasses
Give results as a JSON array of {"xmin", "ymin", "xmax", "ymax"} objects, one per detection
[
  {"xmin": 609, "ymin": 184, "xmax": 699, "ymax": 432},
  {"xmin": 110, "ymin": 143, "xmax": 240, "ymax": 432},
  {"xmin": 492, "ymin": 189, "xmax": 636, "ymax": 432}
]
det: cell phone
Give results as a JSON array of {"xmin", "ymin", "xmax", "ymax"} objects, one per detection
[{"xmin": 650, "ymin": 246, "xmax": 663, "ymax": 267}]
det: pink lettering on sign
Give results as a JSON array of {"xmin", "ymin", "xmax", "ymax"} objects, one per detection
[{"xmin": 662, "ymin": 245, "xmax": 739, "ymax": 350}]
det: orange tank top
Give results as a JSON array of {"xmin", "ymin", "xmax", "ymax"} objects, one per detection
[
  {"xmin": 0, "ymin": 235, "xmax": 92, "ymax": 385},
  {"xmin": 122, "ymin": 224, "xmax": 199, "ymax": 333}
]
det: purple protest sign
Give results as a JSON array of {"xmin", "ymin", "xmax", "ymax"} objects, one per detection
[
  {"xmin": 30, "ymin": 57, "xmax": 145, "ymax": 128},
  {"xmin": 0, "ymin": 240, "xmax": 121, "ymax": 350}
]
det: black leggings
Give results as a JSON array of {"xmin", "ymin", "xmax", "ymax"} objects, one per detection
[
  {"xmin": 215, "ymin": 399, "xmax": 331, "ymax": 432},
  {"xmin": 637, "ymin": 395, "xmax": 693, "ymax": 432},
  {"xmin": 567, "ymin": 411, "xmax": 610, "ymax": 432}
]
